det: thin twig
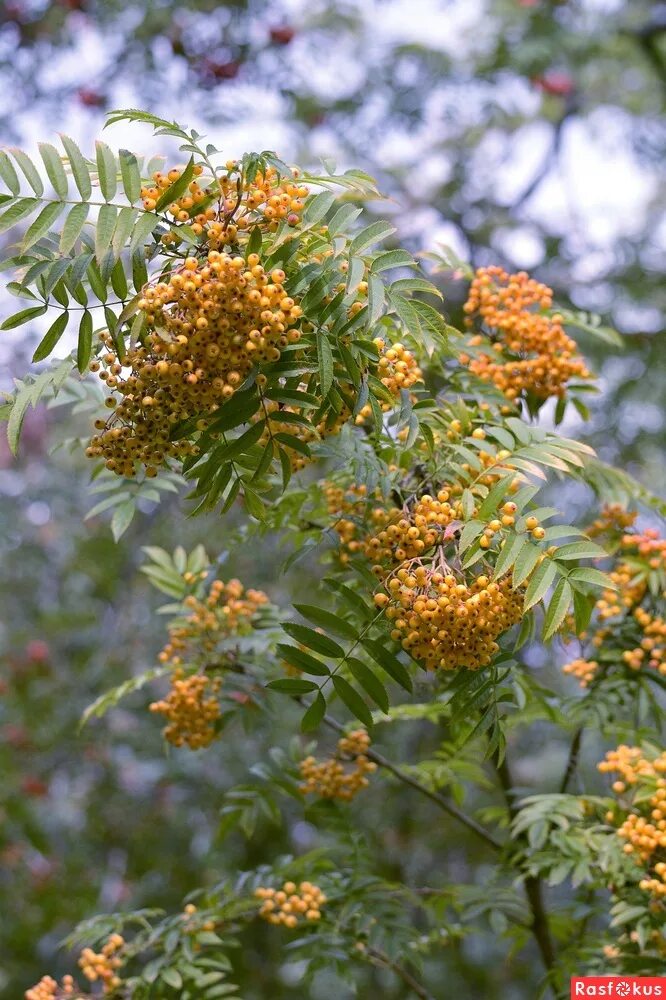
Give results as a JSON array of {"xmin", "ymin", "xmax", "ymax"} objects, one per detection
[{"xmin": 559, "ymin": 727, "xmax": 583, "ymax": 793}]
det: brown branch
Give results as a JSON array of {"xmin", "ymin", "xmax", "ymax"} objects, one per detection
[
  {"xmin": 559, "ymin": 727, "xmax": 583, "ymax": 794},
  {"xmin": 365, "ymin": 945, "xmax": 434, "ymax": 1000},
  {"xmin": 494, "ymin": 752, "xmax": 561, "ymax": 996}
]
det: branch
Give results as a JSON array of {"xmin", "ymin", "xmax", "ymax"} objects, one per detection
[
  {"xmin": 494, "ymin": 752, "xmax": 561, "ymax": 997},
  {"xmin": 365, "ymin": 945, "xmax": 434, "ymax": 1000},
  {"xmin": 321, "ymin": 711, "xmax": 504, "ymax": 851},
  {"xmin": 511, "ymin": 111, "xmax": 572, "ymax": 212},
  {"xmin": 559, "ymin": 726, "xmax": 583, "ymax": 794}
]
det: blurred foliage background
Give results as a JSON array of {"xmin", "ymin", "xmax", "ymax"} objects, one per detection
[{"xmin": 0, "ymin": 0, "xmax": 664, "ymax": 996}]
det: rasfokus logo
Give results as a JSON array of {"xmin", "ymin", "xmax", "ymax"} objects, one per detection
[{"xmin": 571, "ymin": 979, "xmax": 666, "ymax": 997}]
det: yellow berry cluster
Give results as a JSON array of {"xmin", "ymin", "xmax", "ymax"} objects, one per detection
[
  {"xmin": 299, "ymin": 729, "xmax": 377, "ymax": 800},
  {"xmin": 586, "ymin": 504, "xmax": 638, "ymax": 539},
  {"xmin": 460, "ymin": 266, "xmax": 591, "ymax": 401},
  {"xmin": 323, "ymin": 483, "xmax": 396, "ymax": 563},
  {"xmin": 562, "ymin": 657, "xmax": 599, "ymax": 687},
  {"xmin": 158, "ymin": 577, "xmax": 269, "ymax": 667},
  {"xmin": 375, "ymin": 566, "xmax": 523, "ymax": 670},
  {"xmin": 25, "ymin": 977, "xmax": 76, "ymax": 1000},
  {"xmin": 78, "ymin": 934, "xmax": 125, "ymax": 992},
  {"xmin": 365, "ymin": 492, "xmax": 465, "ymax": 569},
  {"xmin": 87, "ymin": 253, "xmax": 302, "ymax": 477},
  {"xmin": 149, "ymin": 670, "xmax": 222, "ymax": 749},
  {"xmin": 600, "ymin": 746, "xmax": 666, "ymax": 897},
  {"xmin": 255, "ymin": 881, "xmax": 326, "ymax": 927},
  {"xmin": 143, "ymin": 162, "xmax": 309, "ymax": 242},
  {"xmin": 181, "ymin": 902, "xmax": 216, "ymax": 932},
  {"xmin": 564, "ymin": 523, "xmax": 666, "ymax": 686},
  {"xmin": 355, "ymin": 337, "xmax": 422, "ymax": 424}
]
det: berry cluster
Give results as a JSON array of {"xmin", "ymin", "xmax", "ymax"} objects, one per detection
[
  {"xmin": 563, "ymin": 522, "xmax": 666, "ymax": 687},
  {"xmin": 375, "ymin": 566, "xmax": 523, "ymax": 670},
  {"xmin": 365, "ymin": 492, "xmax": 465, "ymax": 569},
  {"xmin": 323, "ymin": 483, "xmax": 396, "ymax": 564},
  {"xmin": 149, "ymin": 670, "xmax": 222, "ymax": 749},
  {"xmin": 158, "ymin": 577, "xmax": 269, "ymax": 667},
  {"xmin": 299, "ymin": 729, "xmax": 377, "ymax": 800},
  {"xmin": 25, "ymin": 977, "xmax": 76, "ymax": 1000},
  {"xmin": 460, "ymin": 266, "xmax": 591, "ymax": 402},
  {"xmin": 87, "ymin": 253, "xmax": 302, "ymax": 477},
  {"xmin": 78, "ymin": 934, "xmax": 125, "ymax": 992},
  {"xmin": 586, "ymin": 503, "xmax": 638, "ymax": 540},
  {"xmin": 144, "ymin": 161, "xmax": 309, "ymax": 243},
  {"xmin": 355, "ymin": 337, "xmax": 422, "ymax": 424},
  {"xmin": 255, "ymin": 881, "xmax": 326, "ymax": 927},
  {"xmin": 600, "ymin": 746, "xmax": 666, "ymax": 898}
]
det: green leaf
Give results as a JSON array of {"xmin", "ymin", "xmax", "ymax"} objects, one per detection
[
  {"xmin": 572, "ymin": 589, "xmax": 595, "ymax": 634},
  {"xmin": 10, "ymin": 149, "xmax": 44, "ymax": 196},
  {"xmin": 0, "ymin": 197, "xmax": 39, "ymax": 235},
  {"xmin": 554, "ymin": 541, "xmax": 608, "ymax": 561},
  {"xmin": 523, "ymin": 559, "xmax": 558, "ymax": 611},
  {"xmin": 543, "ymin": 578, "xmax": 573, "ymax": 641},
  {"xmin": 276, "ymin": 644, "xmax": 330, "ymax": 676},
  {"xmin": 59, "ymin": 202, "xmax": 90, "ymax": 254},
  {"xmin": 370, "ymin": 249, "xmax": 416, "ymax": 272},
  {"xmin": 267, "ymin": 678, "xmax": 318, "ymax": 694},
  {"xmin": 112, "ymin": 206, "xmax": 138, "ymax": 257},
  {"xmin": 60, "ymin": 134, "xmax": 92, "ymax": 199},
  {"xmin": 95, "ymin": 203, "xmax": 117, "ymax": 263},
  {"xmin": 493, "ymin": 534, "xmax": 527, "ymax": 580},
  {"xmin": 301, "ymin": 692, "xmax": 326, "ymax": 732},
  {"xmin": 6, "ymin": 388, "xmax": 31, "ymax": 455},
  {"xmin": 349, "ymin": 220, "xmax": 396, "ymax": 256},
  {"xmin": 347, "ymin": 657, "xmax": 389, "ymax": 713},
  {"xmin": 32, "ymin": 311, "xmax": 69, "ymax": 362},
  {"xmin": 119, "ymin": 149, "xmax": 142, "ymax": 204},
  {"xmin": 110, "ymin": 498, "xmax": 136, "ymax": 541},
  {"xmin": 77, "ymin": 310, "xmax": 93, "ymax": 372},
  {"xmin": 332, "ymin": 675, "xmax": 373, "ymax": 727},
  {"xmin": 302, "ymin": 190, "xmax": 336, "ymax": 227},
  {"xmin": 327, "ymin": 203, "xmax": 362, "ymax": 237},
  {"xmin": 160, "ymin": 969, "xmax": 183, "ymax": 990},
  {"xmin": 567, "ymin": 567, "xmax": 616, "ymax": 590},
  {"xmin": 22, "ymin": 201, "xmax": 64, "ymax": 250},
  {"xmin": 0, "ymin": 150, "xmax": 20, "ymax": 195},
  {"xmin": 293, "ymin": 605, "xmax": 358, "ymax": 641},
  {"xmin": 154, "ymin": 158, "xmax": 195, "ymax": 212},
  {"xmin": 38, "ymin": 142, "xmax": 68, "ymax": 198},
  {"xmin": 129, "ymin": 211, "xmax": 160, "ymax": 254},
  {"xmin": 512, "ymin": 542, "xmax": 543, "ymax": 588},
  {"xmin": 317, "ymin": 334, "xmax": 334, "ymax": 396},
  {"xmin": 282, "ymin": 623, "xmax": 344, "ymax": 659},
  {"xmin": 362, "ymin": 638, "xmax": 412, "ymax": 692},
  {"xmin": 95, "ymin": 140, "xmax": 118, "ymax": 201},
  {"xmin": 1, "ymin": 304, "xmax": 47, "ymax": 330}
]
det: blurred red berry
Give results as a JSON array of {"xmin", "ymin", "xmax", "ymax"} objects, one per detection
[
  {"xmin": 26, "ymin": 639, "xmax": 50, "ymax": 662},
  {"xmin": 203, "ymin": 59, "xmax": 241, "ymax": 81},
  {"xmin": 270, "ymin": 25, "xmax": 295, "ymax": 45},
  {"xmin": 21, "ymin": 776, "xmax": 48, "ymax": 797},
  {"xmin": 532, "ymin": 72, "xmax": 574, "ymax": 96},
  {"xmin": 77, "ymin": 87, "xmax": 106, "ymax": 107}
]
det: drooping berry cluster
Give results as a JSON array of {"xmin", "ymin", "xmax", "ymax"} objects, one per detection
[
  {"xmin": 323, "ymin": 483, "xmax": 396, "ymax": 564},
  {"xmin": 563, "ymin": 522, "xmax": 666, "ymax": 687},
  {"xmin": 365, "ymin": 492, "xmax": 465, "ymax": 569},
  {"xmin": 87, "ymin": 253, "xmax": 302, "ymax": 477},
  {"xmin": 600, "ymin": 746, "xmax": 666, "ymax": 898},
  {"xmin": 149, "ymin": 670, "xmax": 222, "ymax": 749},
  {"xmin": 258, "ymin": 395, "xmax": 352, "ymax": 472},
  {"xmin": 355, "ymin": 337, "xmax": 423, "ymax": 424},
  {"xmin": 586, "ymin": 503, "xmax": 638, "ymax": 540},
  {"xmin": 255, "ymin": 881, "xmax": 326, "ymax": 927},
  {"xmin": 375, "ymin": 566, "xmax": 523, "ymax": 670},
  {"xmin": 25, "ymin": 977, "xmax": 76, "ymax": 1000},
  {"xmin": 78, "ymin": 934, "xmax": 125, "ymax": 992},
  {"xmin": 158, "ymin": 577, "xmax": 269, "ymax": 668},
  {"xmin": 460, "ymin": 266, "xmax": 591, "ymax": 402},
  {"xmin": 299, "ymin": 729, "xmax": 377, "ymax": 800}
]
